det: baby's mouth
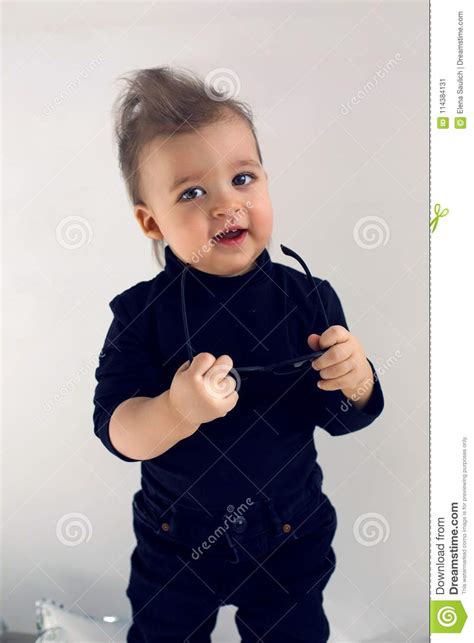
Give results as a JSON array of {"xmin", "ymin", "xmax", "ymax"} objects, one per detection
[{"xmin": 213, "ymin": 228, "xmax": 248, "ymax": 242}]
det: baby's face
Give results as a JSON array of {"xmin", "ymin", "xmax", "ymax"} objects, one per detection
[{"xmin": 134, "ymin": 111, "xmax": 273, "ymax": 277}]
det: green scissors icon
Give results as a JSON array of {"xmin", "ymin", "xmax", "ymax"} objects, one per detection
[{"xmin": 430, "ymin": 203, "xmax": 449, "ymax": 233}]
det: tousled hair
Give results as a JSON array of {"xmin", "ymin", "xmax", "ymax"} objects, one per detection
[{"xmin": 112, "ymin": 66, "xmax": 263, "ymax": 268}]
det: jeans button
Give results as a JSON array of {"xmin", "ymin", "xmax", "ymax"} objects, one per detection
[{"xmin": 232, "ymin": 515, "xmax": 247, "ymax": 533}]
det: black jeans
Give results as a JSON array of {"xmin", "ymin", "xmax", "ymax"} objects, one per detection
[{"xmin": 125, "ymin": 483, "xmax": 337, "ymax": 642}]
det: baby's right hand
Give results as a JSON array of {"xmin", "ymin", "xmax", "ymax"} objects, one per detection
[{"xmin": 169, "ymin": 352, "xmax": 239, "ymax": 430}]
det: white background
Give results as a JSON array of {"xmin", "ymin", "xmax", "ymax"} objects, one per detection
[{"xmin": 1, "ymin": 1, "xmax": 428, "ymax": 640}]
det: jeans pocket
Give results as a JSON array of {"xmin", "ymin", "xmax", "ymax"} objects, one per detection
[
  {"xmin": 132, "ymin": 491, "xmax": 214, "ymax": 552},
  {"xmin": 132, "ymin": 490, "xmax": 178, "ymax": 544}
]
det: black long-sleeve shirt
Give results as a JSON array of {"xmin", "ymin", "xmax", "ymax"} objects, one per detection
[{"xmin": 93, "ymin": 244, "xmax": 384, "ymax": 511}]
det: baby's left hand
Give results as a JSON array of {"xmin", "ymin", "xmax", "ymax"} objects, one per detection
[{"xmin": 307, "ymin": 326, "xmax": 374, "ymax": 403}]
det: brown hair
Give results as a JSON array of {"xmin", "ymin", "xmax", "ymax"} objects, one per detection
[{"xmin": 112, "ymin": 66, "xmax": 264, "ymax": 268}]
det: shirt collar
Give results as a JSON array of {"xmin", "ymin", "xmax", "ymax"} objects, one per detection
[{"xmin": 163, "ymin": 243, "xmax": 274, "ymax": 293}]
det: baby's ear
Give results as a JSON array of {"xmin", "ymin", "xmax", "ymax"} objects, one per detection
[{"xmin": 134, "ymin": 204, "xmax": 164, "ymax": 240}]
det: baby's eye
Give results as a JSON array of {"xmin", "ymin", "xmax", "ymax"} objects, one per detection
[
  {"xmin": 178, "ymin": 172, "xmax": 256, "ymax": 202},
  {"xmin": 179, "ymin": 186, "xmax": 204, "ymax": 202},
  {"xmin": 232, "ymin": 172, "xmax": 256, "ymax": 187}
]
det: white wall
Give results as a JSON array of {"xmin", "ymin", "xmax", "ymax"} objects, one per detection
[{"xmin": 1, "ymin": 1, "xmax": 428, "ymax": 639}]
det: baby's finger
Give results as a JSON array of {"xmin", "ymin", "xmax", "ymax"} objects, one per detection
[
  {"xmin": 319, "ymin": 325, "xmax": 350, "ymax": 350},
  {"xmin": 175, "ymin": 359, "xmax": 191, "ymax": 373},
  {"xmin": 203, "ymin": 355, "xmax": 235, "ymax": 399},
  {"xmin": 189, "ymin": 352, "xmax": 216, "ymax": 376},
  {"xmin": 317, "ymin": 371, "xmax": 355, "ymax": 391},
  {"xmin": 312, "ymin": 340, "xmax": 352, "ymax": 371},
  {"xmin": 318, "ymin": 357, "xmax": 354, "ymax": 381},
  {"xmin": 223, "ymin": 389, "xmax": 239, "ymax": 412},
  {"xmin": 207, "ymin": 354, "xmax": 233, "ymax": 381}
]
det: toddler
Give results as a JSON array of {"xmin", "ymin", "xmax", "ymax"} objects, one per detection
[{"xmin": 93, "ymin": 66, "xmax": 384, "ymax": 643}]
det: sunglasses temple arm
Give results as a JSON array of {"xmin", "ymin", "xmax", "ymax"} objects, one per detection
[
  {"xmin": 180, "ymin": 267, "xmax": 195, "ymax": 363},
  {"xmin": 309, "ymin": 274, "xmax": 330, "ymax": 329},
  {"xmin": 280, "ymin": 244, "xmax": 330, "ymax": 330}
]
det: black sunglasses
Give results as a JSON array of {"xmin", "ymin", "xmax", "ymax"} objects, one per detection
[{"xmin": 180, "ymin": 244, "xmax": 329, "ymax": 386}]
